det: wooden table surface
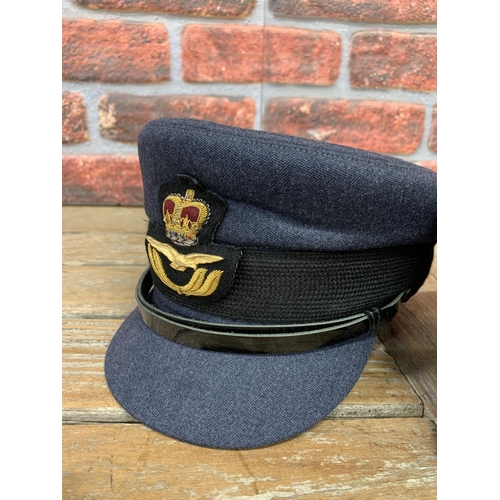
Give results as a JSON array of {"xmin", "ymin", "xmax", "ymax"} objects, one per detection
[{"xmin": 62, "ymin": 206, "xmax": 437, "ymax": 499}]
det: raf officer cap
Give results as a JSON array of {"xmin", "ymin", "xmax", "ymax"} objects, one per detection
[{"xmin": 105, "ymin": 118, "xmax": 437, "ymax": 449}]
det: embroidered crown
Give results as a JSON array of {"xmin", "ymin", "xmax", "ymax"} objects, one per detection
[{"xmin": 163, "ymin": 189, "xmax": 209, "ymax": 246}]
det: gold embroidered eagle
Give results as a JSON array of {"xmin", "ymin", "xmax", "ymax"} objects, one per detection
[{"xmin": 146, "ymin": 236, "xmax": 224, "ymax": 272}]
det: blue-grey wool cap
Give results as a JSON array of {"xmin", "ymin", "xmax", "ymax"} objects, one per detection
[{"xmin": 105, "ymin": 118, "xmax": 437, "ymax": 449}]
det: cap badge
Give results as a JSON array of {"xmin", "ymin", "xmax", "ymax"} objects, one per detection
[
  {"xmin": 148, "ymin": 175, "xmax": 242, "ymax": 304},
  {"xmin": 163, "ymin": 189, "xmax": 209, "ymax": 246},
  {"xmin": 146, "ymin": 236, "xmax": 224, "ymax": 297}
]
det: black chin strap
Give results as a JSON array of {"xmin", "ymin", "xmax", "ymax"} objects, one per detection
[{"xmin": 136, "ymin": 269, "xmax": 404, "ymax": 355}]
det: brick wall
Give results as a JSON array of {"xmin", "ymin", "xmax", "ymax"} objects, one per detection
[{"xmin": 62, "ymin": 0, "xmax": 437, "ymax": 205}]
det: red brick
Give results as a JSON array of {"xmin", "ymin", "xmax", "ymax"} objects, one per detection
[
  {"xmin": 263, "ymin": 99, "xmax": 425, "ymax": 155},
  {"xmin": 264, "ymin": 27, "xmax": 341, "ymax": 85},
  {"xmin": 415, "ymin": 161, "xmax": 437, "ymax": 172},
  {"xmin": 182, "ymin": 25, "xmax": 263, "ymax": 83},
  {"xmin": 62, "ymin": 92, "xmax": 88, "ymax": 144},
  {"xmin": 428, "ymin": 106, "xmax": 437, "ymax": 152},
  {"xmin": 182, "ymin": 25, "xmax": 341, "ymax": 85},
  {"xmin": 62, "ymin": 19, "xmax": 170, "ymax": 83},
  {"xmin": 98, "ymin": 94, "xmax": 255, "ymax": 142},
  {"xmin": 350, "ymin": 32, "xmax": 437, "ymax": 92},
  {"xmin": 269, "ymin": 0, "xmax": 436, "ymax": 24},
  {"xmin": 73, "ymin": 0, "xmax": 256, "ymax": 18},
  {"xmin": 62, "ymin": 155, "xmax": 143, "ymax": 205}
]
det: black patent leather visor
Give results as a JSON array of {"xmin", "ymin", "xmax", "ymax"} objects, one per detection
[{"xmin": 136, "ymin": 269, "xmax": 404, "ymax": 354}]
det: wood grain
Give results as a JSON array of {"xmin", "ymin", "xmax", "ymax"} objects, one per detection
[
  {"xmin": 62, "ymin": 206, "xmax": 148, "ymax": 234},
  {"xmin": 377, "ymin": 247, "xmax": 436, "ymax": 421},
  {"xmin": 62, "ymin": 320, "xmax": 422, "ymax": 423},
  {"xmin": 378, "ymin": 291, "xmax": 437, "ymax": 423},
  {"xmin": 63, "ymin": 233, "xmax": 148, "ymax": 266},
  {"xmin": 62, "ymin": 266, "xmax": 143, "ymax": 318},
  {"xmin": 63, "ymin": 419, "xmax": 437, "ymax": 499},
  {"xmin": 429, "ymin": 246, "xmax": 437, "ymax": 280},
  {"xmin": 421, "ymin": 273, "xmax": 436, "ymax": 292}
]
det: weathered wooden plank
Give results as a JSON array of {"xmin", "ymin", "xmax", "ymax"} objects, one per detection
[
  {"xmin": 420, "ymin": 272, "xmax": 436, "ymax": 292},
  {"xmin": 62, "ymin": 206, "xmax": 148, "ymax": 234},
  {"xmin": 62, "ymin": 320, "xmax": 422, "ymax": 422},
  {"xmin": 429, "ymin": 249, "xmax": 437, "ymax": 280},
  {"xmin": 378, "ymin": 291, "xmax": 436, "ymax": 423},
  {"xmin": 62, "ymin": 419, "xmax": 437, "ymax": 500},
  {"xmin": 62, "ymin": 266, "xmax": 143, "ymax": 318},
  {"xmin": 63, "ymin": 233, "xmax": 148, "ymax": 266},
  {"xmin": 62, "ymin": 319, "xmax": 124, "ymax": 342}
]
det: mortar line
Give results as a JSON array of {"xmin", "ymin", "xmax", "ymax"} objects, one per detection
[{"xmin": 259, "ymin": 0, "xmax": 267, "ymax": 130}]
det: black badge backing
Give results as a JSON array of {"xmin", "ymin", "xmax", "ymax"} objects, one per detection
[{"xmin": 146, "ymin": 175, "xmax": 241, "ymax": 305}]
